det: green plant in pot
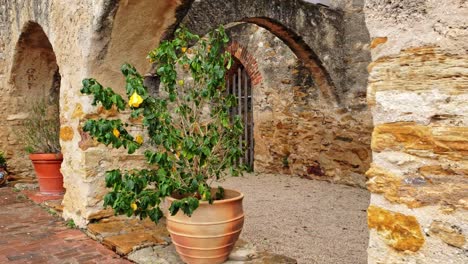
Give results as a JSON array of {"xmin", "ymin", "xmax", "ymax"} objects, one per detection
[
  {"xmin": 0, "ymin": 151, "xmax": 7, "ymax": 186},
  {"xmin": 18, "ymin": 99, "xmax": 64, "ymax": 194},
  {"xmin": 81, "ymin": 26, "xmax": 246, "ymax": 264}
]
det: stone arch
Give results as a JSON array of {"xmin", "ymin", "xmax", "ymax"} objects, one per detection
[
  {"xmin": 221, "ymin": 22, "xmax": 371, "ymax": 185},
  {"xmin": 171, "ymin": 0, "xmax": 344, "ymax": 105},
  {"xmin": 6, "ymin": 21, "xmax": 60, "ymax": 175},
  {"xmin": 88, "ymin": 0, "xmax": 180, "ymax": 90}
]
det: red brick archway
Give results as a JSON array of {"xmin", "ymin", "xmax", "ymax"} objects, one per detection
[{"xmin": 226, "ymin": 41, "xmax": 262, "ymax": 86}]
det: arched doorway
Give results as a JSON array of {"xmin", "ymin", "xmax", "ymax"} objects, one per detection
[
  {"xmin": 7, "ymin": 21, "xmax": 60, "ymax": 177},
  {"xmin": 226, "ymin": 61, "xmax": 254, "ymax": 169}
]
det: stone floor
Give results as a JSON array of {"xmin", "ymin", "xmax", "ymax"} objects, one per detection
[
  {"xmin": 0, "ymin": 184, "xmax": 297, "ymax": 264},
  {"xmin": 219, "ymin": 173, "xmax": 370, "ymax": 264},
  {"xmin": 0, "ymin": 187, "xmax": 130, "ymax": 264},
  {"xmin": 1, "ymin": 173, "xmax": 370, "ymax": 264},
  {"xmin": 86, "ymin": 217, "xmax": 297, "ymax": 264}
]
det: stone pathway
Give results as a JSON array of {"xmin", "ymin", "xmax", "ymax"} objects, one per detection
[
  {"xmin": 0, "ymin": 187, "xmax": 130, "ymax": 264},
  {"xmin": 1, "ymin": 173, "xmax": 370, "ymax": 264},
  {"xmin": 0, "ymin": 184, "xmax": 297, "ymax": 264},
  {"xmin": 87, "ymin": 217, "xmax": 297, "ymax": 263}
]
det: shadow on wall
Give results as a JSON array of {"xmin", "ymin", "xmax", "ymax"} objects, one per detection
[{"xmin": 4, "ymin": 21, "xmax": 60, "ymax": 177}]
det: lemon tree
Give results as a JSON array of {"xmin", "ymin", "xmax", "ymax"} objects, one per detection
[{"xmin": 80, "ymin": 26, "xmax": 245, "ymax": 223}]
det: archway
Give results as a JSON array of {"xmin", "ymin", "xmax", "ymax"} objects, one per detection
[
  {"xmin": 6, "ymin": 21, "xmax": 60, "ymax": 177},
  {"xmin": 166, "ymin": 0, "xmax": 343, "ymax": 104}
]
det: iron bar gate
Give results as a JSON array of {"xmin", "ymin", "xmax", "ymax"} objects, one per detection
[{"xmin": 226, "ymin": 64, "xmax": 254, "ymax": 170}]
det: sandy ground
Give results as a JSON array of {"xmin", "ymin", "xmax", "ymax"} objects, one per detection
[{"xmin": 218, "ymin": 173, "xmax": 370, "ymax": 264}]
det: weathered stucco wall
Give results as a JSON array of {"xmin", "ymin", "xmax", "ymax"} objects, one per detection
[
  {"xmin": 0, "ymin": 0, "xmax": 178, "ymax": 226},
  {"xmin": 364, "ymin": 0, "xmax": 468, "ymax": 263},
  {"xmin": 0, "ymin": 0, "xmax": 92, "ymax": 227},
  {"xmin": 227, "ymin": 23, "xmax": 372, "ymax": 187}
]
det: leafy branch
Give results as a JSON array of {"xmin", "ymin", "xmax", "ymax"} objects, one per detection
[{"xmin": 81, "ymin": 25, "xmax": 246, "ymax": 223}]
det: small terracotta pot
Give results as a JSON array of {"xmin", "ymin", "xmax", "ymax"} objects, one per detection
[
  {"xmin": 29, "ymin": 153, "xmax": 64, "ymax": 195},
  {"xmin": 166, "ymin": 189, "xmax": 244, "ymax": 264}
]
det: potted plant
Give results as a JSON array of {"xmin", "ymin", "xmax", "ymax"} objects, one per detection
[
  {"xmin": 81, "ymin": 25, "xmax": 246, "ymax": 264},
  {"xmin": 0, "ymin": 151, "xmax": 7, "ymax": 186},
  {"xmin": 18, "ymin": 100, "xmax": 64, "ymax": 194}
]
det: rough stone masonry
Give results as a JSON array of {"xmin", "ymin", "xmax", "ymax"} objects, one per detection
[
  {"xmin": 364, "ymin": 0, "xmax": 467, "ymax": 263},
  {"xmin": 0, "ymin": 0, "xmax": 466, "ymax": 263}
]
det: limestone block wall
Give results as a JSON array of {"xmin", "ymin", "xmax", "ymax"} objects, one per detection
[
  {"xmin": 227, "ymin": 23, "xmax": 372, "ymax": 187},
  {"xmin": 364, "ymin": 1, "xmax": 468, "ymax": 263}
]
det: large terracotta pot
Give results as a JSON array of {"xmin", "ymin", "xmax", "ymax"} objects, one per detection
[
  {"xmin": 166, "ymin": 189, "xmax": 244, "ymax": 264},
  {"xmin": 29, "ymin": 153, "xmax": 64, "ymax": 195}
]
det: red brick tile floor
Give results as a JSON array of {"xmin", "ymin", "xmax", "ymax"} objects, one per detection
[{"xmin": 0, "ymin": 187, "xmax": 131, "ymax": 264}]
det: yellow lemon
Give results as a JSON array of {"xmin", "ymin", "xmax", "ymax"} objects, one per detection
[
  {"xmin": 113, "ymin": 128, "xmax": 120, "ymax": 138},
  {"xmin": 178, "ymin": 80, "xmax": 184, "ymax": 86},
  {"xmin": 181, "ymin": 47, "xmax": 187, "ymax": 53},
  {"xmin": 128, "ymin": 91, "xmax": 143, "ymax": 108},
  {"xmin": 202, "ymin": 192, "xmax": 208, "ymax": 201},
  {"xmin": 131, "ymin": 203, "xmax": 138, "ymax": 211},
  {"xmin": 135, "ymin": 135, "xmax": 143, "ymax": 144}
]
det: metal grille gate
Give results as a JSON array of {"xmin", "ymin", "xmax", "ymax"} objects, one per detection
[{"xmin": 226, "ymin": 64, "xmax": 254, "ymax": 170}]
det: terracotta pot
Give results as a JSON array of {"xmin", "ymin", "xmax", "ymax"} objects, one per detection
[
  {"xmin": 166, "ymin": 189, "xmax": 244, "ymax": 264},
  {"xmin": 29, "ymin": 153, "xmax": 64, "ymax": 195}
]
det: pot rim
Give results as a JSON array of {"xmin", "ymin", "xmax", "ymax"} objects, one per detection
[
  {"xmin": 166, "ymin": 188, "xmax": 244, "ymax": 205},
  {"xmin": 29, "ymin": 153, "xmax": 63, "ymax": 160}
]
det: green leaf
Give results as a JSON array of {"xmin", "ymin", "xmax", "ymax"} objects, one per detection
[{"xmin": 149, "ymin": 207, "xmax": 164, "ymax": 223}]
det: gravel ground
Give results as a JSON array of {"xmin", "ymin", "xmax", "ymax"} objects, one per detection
[{"xmin": 218, "ymin": 173, "xmax": 370, "ymax": 264}]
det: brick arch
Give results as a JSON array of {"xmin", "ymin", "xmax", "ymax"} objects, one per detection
[
  {"xmin": 226, "ymin": 41, "xmax": 262, "ymax": 86},
  {"xmin": 167, "ymin": 0, "xmax": 344, "ymax": 105}
]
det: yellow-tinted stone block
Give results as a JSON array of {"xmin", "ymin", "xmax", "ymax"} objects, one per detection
[
  {"xmin": 71, "ymin": 103, "xmax": 84, "ymax": 119},
  {"xmin": 59, "ymin": 126, "xmax": 74, "ymax": 141},
  {"xmin": 428, "ymin": 220, "xmax": 466, "ymax": 248},
  {"xmin": 368, "ymin": 47, "xmax": 468, "ymax": 92},
  {"xmin": 370, "ymin": 37, "xmax": 387, "ymax": 49},
  {"xmin": 368, "ymin": 205, "xmax": 425, "ymax": 252},
  {"xmin": 372, "ymin": 123, "xmax": 468, "ymax": 160},
  {"xmin": 372, "ymin": 122, "xmax": 432, "ymax": 152},
  {"xmin": 366, "ymin": 165, "xmax": 468, "ymax": 209}
]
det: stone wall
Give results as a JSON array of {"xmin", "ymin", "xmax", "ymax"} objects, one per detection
[
  {"xmin": 364, "ymin": 0, "xmax": 468, "ymax": 263},
  {"xmin": 0, "ymin": 0, "xmax": 179, "ymax": 227},
  {"xmin": 226, "ymin": 23, "xmax": 372, "ymax": 187}
]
